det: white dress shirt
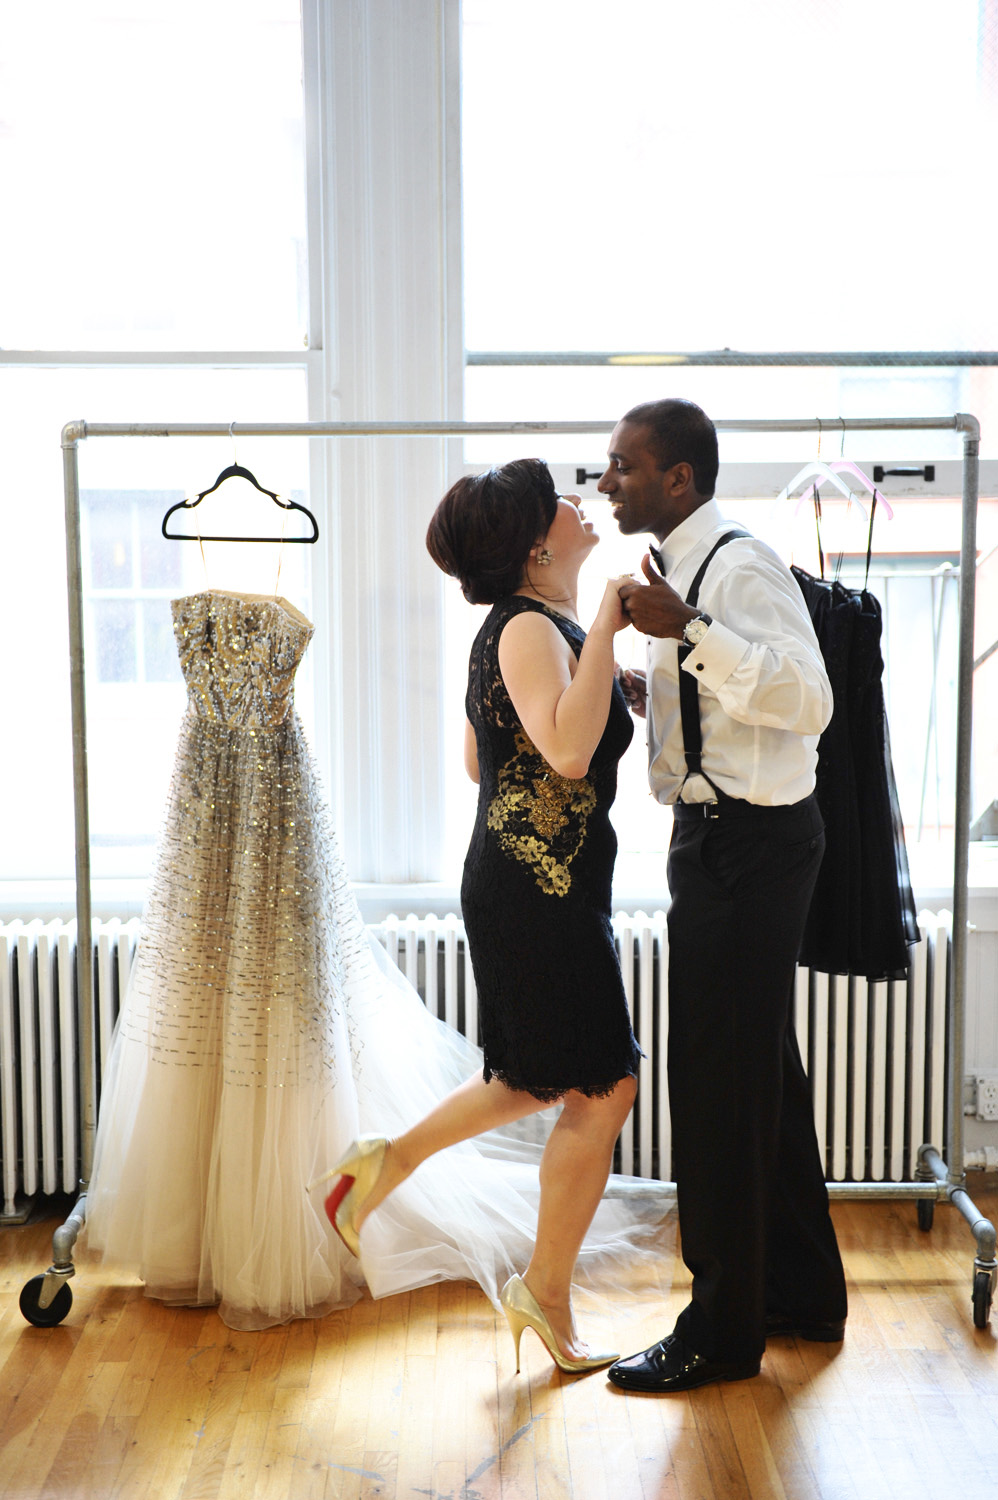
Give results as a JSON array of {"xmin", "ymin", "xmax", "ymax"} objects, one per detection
[{"xmin": 646, "ymin": 500, "xmax": 833, "ymax": 807}]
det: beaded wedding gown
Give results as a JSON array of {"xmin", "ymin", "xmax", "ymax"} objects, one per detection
[{"xmin": 85, "ymin": 591, "xmax": 663, "ymax": 1330}]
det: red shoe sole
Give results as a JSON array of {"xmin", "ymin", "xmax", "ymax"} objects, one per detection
[{"xmin": 324, "ymin": 1174, "xmax": 355, "ymax": 1232}]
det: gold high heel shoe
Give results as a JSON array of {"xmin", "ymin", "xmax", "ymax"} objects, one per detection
[
  {"xmin": 499, "ymin": 1274, "xmax": 618, "ymax": 1375},
  {"xmin": 312, "ymin": 1135, "xmax": 388, "ymax": 1257}
]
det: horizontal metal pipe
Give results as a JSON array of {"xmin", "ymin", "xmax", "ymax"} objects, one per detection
[
  {"xmin": 616, "ymin": 1181, "xmax": 975, "ymax": 1200},
  {"xmin": 10, "ymin": 350, "xmax": 997, "ymax": 369},
  {"xmin": 1, "ymin": 349, "xmax": 308, "ymax": 366},
  {"xmin": 67, "ymin": 415, "xmax": 972, "ymax": 444},
  {"xmin": 467, "ymin": 350, "xmax": 998, "ymax": 368},
  {"xmin": 825, "ymin": 1182, "xmax": 944, "ymax": 1200}
]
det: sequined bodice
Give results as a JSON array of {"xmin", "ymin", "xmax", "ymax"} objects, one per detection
[{"xmin": 172, "ymin": 591, "xmax": 313, "ymax": 729}]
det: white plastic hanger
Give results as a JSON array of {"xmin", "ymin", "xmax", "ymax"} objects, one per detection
[{"xmin": 775, "ymin": 438, "xmax": 894, "ymax": 521}]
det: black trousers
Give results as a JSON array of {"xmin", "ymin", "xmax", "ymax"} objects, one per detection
[{"xmin": 666, "ymin": 794, "xmax": 847, "ymax": 1364}]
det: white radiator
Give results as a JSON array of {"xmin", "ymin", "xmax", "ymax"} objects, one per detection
[
  {"xmin": 0, "ymin": 918, "xmax": 141, "ymax": 1220},
  {"xmin": 369, "ymin": 908, "xmax": 952, "ymax": 1184},
  {"xmin": 0, "ymin": 909, "xmax": 950, "ymax": 1218}
]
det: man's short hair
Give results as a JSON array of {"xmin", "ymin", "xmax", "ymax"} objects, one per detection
[{"xmin": 623, "ymin": 399, "xmax": 719, "ymax": 498}]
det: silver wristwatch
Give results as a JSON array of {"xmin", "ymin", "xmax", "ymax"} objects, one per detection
[{"xmin": 682, "ymin": 611, "xmax": 712, "ymax": 647}]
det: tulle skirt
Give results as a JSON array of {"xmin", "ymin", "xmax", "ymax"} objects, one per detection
[{"xmin": 85, "ymin": 707, "xmax": 668, "ymax": 1330}]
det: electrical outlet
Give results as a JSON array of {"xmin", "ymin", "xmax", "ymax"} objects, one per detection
[{"xmin": 976, "ymin": 1075, "xmax": 998, "ymax": 1122}]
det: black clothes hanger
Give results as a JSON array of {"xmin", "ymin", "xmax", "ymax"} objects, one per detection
[
  {"xmin": 161, "ymin": 463, "xmax": 319, "ymax": 543},
  {"xmin": 811, "ymin": 482, "xmax": 878, "ymax": 587}
]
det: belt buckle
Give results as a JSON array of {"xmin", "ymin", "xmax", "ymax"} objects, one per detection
[{"xmin": 703, "ymin": 801, "xmax": 720, "ymax": 820}]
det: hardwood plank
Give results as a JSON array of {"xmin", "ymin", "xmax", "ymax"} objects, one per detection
[
  {"xmin": 107, "ymin": 1300, "xmax": 183, "ymax": 1420},
  {"xmin": 394, "ymin": 1351, "xmax": 440, "ymax": 1499},
  {"xmin": 1, "ymin": 1283, "xmax": 129, "ymax": 1497},
  {"xmin": 214, "ymin": 1409, "xmax": 270, "ymax": 1500},
  {"xmin": 239, "ymin": 1323, "xmax": 290, "ymax": 1415},
  {"xmin": 278, "ymin": 1313, "xmax": 318, "ymax": 1391},
  {"xmin": 319, "ymin": 1294, "xmax": 383, "ymax": 1481},
  {"xmin": 948, "ymin": 1389, "xmax": 998, "ymax": 1476},
  {"xmin": 115, "ymin": 1309, "xmax": 223, "ymax": 1500},
  {"xmin": 687, "ymin": 1382, "xmax": 751, "ymax": 1500},
  {"xmin": 86, "ymin": 1413, "xmax": 140, "ymax": 1498},
  {"xmin": 430, "ymin": 1280, "xmax": 473, "ymax": 1482},
  {"xmin": 358, "ymin": 1449, "xmax": 398, "ymax": 1499},
  {"xmin": 587, "ymin": 1407, "xmax": 648, "ymax": 1500},
  {"xmin": 179, "ymin": 1370, "xmax": 250, "ymax": 1500},
  {"xmin": 743, "ymin": 1378, "xmax": 820, "ymax": 1500},
  {"xmin": 785, "ymin": 1404, "xmax": 862, "ymax": 1500},
  {"xmin": 719, "ymin": 1380, "xmax": 789, "ymax": 1500},
  {"xmin": 0, "ymin": 1188, "xmax": 995, "ymax": 1499},
  {"xmin": 39, "ymin": 1355, "xmax": 130, "ymax": 1497},
  {"xmin": 492, "ymin": 1359, "xmax": 540, "ymax": 1500},
  {"xmin": 248, "ymin": 1384, "xmax": 306, "ymax": 1500},
  {"xmin": 462, "ymin": 1344, "xmax": 505, "ymax": 1499},
  {"xmin": 668, "ymin": 1411, "xmax": 721, "ymax": 1500}
]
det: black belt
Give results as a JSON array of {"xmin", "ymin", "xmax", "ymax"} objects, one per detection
[{"xmin": 672, "ymin": 791, "xmax": 818, "ymax": 822}]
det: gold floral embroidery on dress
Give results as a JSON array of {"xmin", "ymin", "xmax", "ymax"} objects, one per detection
[{"xmin": 487, "ymin": 729, "xmax": 596, "ymax": 896}]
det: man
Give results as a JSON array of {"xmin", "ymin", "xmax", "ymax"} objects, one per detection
[{"xmin": 600, "ymin": 398, "xmax": 847, "ymax": 1394}]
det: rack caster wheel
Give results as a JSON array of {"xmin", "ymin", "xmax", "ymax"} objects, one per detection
[
  {"xmin": 917, "ymin": 1198, "xmax": 934, "ymax": 1232},
  {"xmin": 19, "ymin": 1275, "xmax": 73, "ymax": 1327},
  {"xmin": 972, "ymin": 1270, "xmax": 993, "ymax": 1330}
]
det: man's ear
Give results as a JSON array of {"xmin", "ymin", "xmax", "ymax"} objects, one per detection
[
  {"xmin": 667, "ymin": 461, "xmax": 695, "ymax": 496},
  {"xmin": 669, "ymin": 459, "xmax": 693, "ymax": 495}
]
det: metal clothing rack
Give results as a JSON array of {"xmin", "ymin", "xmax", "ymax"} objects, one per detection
[{"xmin": 18, "ymin": 413, "xmax": 996, "ymax": 1330}]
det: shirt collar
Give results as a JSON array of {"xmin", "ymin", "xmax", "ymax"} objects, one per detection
[{"xmin": 659, "ymin": 498, "xmax": 726, "ymax": 575}]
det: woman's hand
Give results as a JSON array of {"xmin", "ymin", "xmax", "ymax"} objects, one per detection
[
  {"xmin": 619, "ymin": 668, "xmax": 647, "ymax": 719},
  {"xmin": 591, "ymin": 576, "xmax": 632, "ymax": 636}
]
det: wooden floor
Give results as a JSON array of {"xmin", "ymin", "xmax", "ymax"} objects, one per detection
[{"xmin": 1, "ymin": 1186, "xmax": 997, "ymax": 1499}]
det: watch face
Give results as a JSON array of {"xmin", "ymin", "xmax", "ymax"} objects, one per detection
[{"xmin": 685, "ymin": 616, "xmax": 709, "ymax": 645}]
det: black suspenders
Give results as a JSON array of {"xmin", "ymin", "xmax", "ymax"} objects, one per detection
[{"xmin": 675, "ymin": 530, "xmax": 747, "ymax": 805}]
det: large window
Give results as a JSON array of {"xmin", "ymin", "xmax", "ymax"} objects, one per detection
[
  {"xmin": 2, "ymin": 2, "xmax": 996, "ymax": 903},
  {"xmin": 0, "ymin": 3, "xmax": 306, "ymax": 352},
  {"xmin": 0, "ymin": 0, "xmax": 309, "ymax": 886},
  {"xmin": 450, "ymin": 0, "xmax": 998, "ymax": 885},
  {"xmin": 464, "ymin": 0, "xmax": 994, "ymax": 349}
]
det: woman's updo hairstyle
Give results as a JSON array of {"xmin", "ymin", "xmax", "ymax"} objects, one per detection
[{"xmin": 425, "ymin": 458, "xmax": 559, "ymax": 604}]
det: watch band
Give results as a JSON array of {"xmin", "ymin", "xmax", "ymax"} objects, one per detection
[{"xmin": 683, "ymin": 611, "xmax": 712, "ymax": 646}]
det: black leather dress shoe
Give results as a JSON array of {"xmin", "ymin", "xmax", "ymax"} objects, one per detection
[
  {"xmin": 606, "ymin": 1335, "xmax": 760, "ymax": 1394},
  {"xmin": 764, "ymin": 1313, "xmax": 846, "ymax": 1343}
]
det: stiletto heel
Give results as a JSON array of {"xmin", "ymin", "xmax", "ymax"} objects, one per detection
[
  {"xmin": 503, "ymin": 1297, "xmax": 529, "ymax": 1374},
  {"xmin": 499, "ymin": 1275, "xmax": 618, "ymax": 1375},
  {"xmin": 311, "ymin": 1135, "xmax": 388, "ymax": 1257}
]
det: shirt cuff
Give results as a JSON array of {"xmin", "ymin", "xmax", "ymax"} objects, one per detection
[{"xmin": 681, "ymin": 618, "xmax": 750, "ymax": 690}]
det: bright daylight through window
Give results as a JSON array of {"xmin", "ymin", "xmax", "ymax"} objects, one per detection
[
  {"xmin": 0, "ymin": 2, "xmax": 309, "ymax": 884},
  {"xmin": 1, "ymin": 1, "xmax": 997, "ymax": 894},
  {"xmin": 451, "ymin": 0, "xmax": 998, "ymax": 887}
]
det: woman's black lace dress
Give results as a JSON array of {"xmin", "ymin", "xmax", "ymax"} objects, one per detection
[{"xmin": 461, "ymin": 596, "xmax": 642, "ymax": 1102}]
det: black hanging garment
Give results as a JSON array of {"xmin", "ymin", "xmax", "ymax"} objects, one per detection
[{"xmin": 792, "ymin": 497, "xmax": 919, "ymax": 979}]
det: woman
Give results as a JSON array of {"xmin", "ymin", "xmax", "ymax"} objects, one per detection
[{"xmin": 320, "ymin": 458, "xmax": 642, "ymax": 1373}]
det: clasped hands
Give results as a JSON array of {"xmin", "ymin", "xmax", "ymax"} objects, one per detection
[
  {"xmin": 613, "ymin": 555, "xmax": 701, "ymax": 719},
  {"xmin": 617, "ymin": 554, "xmax": 699, "ymax": 640}
]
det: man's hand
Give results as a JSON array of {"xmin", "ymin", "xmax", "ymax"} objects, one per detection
[{"xmin": 617, "ymin": 554, "xmax": 699, "ymax": 639}]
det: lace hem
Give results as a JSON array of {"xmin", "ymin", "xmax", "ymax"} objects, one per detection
[{"xmin": 482, "ymin": 1056, "xmax": 641, "ymax": 1104}]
